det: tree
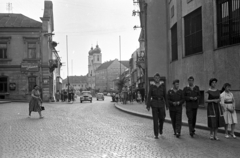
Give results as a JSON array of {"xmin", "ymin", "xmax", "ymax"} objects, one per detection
[{"xmin": 116, "ymin": 77, "xmax": 127, "ymax": 92}]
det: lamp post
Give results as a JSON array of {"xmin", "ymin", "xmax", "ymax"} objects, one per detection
[{"xmin": 66, "ymin": 35, "xmax": 69, "ymax": 101}]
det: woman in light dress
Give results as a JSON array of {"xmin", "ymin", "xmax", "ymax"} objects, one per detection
[
  {"xmin": 29, "ymin": 85, "xmax": 44, "ymax": 119},
  {"xmin": 220, "ymin": 83, "xmax": 238, "ymax": 138}
]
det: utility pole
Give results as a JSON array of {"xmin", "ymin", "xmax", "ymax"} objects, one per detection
[
  {"xmin": 119, "ymin": 35, "xmax": 122, "ymax": 93},
  {"xmin": 66, "ymin": 35, "xmax": 69, "ymax": 98},
  {"xmin": 71, "ymin": 59, "xmax": 73, "ymax": 75}
]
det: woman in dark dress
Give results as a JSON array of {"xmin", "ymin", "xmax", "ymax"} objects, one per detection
[
  {"xmin": 205, "ymin": 78, "xmax": 225, "ymax": 140},
  {"xmin": 29, "ymin": 85, "xmax": 43, "ymax": 119}
]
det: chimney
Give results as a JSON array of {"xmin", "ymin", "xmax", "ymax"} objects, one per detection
[{"xmin": 40, "ymin": 0, "xmax": 54, "ymax": 32}]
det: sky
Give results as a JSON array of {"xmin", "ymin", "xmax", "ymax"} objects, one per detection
[{"xmin": 0, "ymin": 0, "xmax": 141, "ymax": 79}]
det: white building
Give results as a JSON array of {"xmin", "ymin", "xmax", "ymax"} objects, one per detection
[{"xmin": 87, "ymin": 45, "xmax": 102, "ymax": 89}]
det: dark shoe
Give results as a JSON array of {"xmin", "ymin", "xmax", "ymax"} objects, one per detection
[
  {"xmin": 155, "ymin": 136, "xmax": 159, "ymax": 139},
  {"xmin": 176, "ymin": 133, "xmax": 180, "ymax": 138},
  {"xmin": 190, "ymin": 133, "xmax": 194, "ymax": 138},
  {"xmin": 192, "ymin": 129, "xmax": 196, "ymax": 135},
  {"xmin": 159, "ymin": 130, "xmax": 163, "ymax": 135}
]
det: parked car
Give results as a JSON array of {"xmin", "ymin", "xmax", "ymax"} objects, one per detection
[
  {"xmin": 96, "ymin": 93, "xmax": 104, "ymax": 101},
  {"xmin": 103, "ymin": 92, "xmax": 107, "ymax": 96},
  {"xmin": 80, "ymin": 91, "xmax": 92, "ymax": 103}
]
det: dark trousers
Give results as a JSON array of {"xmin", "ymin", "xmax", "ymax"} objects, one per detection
[
  {"xmin": 186, "ymin": 108, "xmax": 198, "ymax": 133},
  {"xmin": 152, "ymin": 107, "xmax": 166, "ymax": 137},
  {"xmin": 169, "ymin": 109, "xmax": 182, "ymax": 134}
]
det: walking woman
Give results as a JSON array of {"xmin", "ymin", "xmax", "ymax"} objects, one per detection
[
  {"xmin": 29, "ymin": 85, "xmax": 43, "ymax": 119},
  {"xmin": 205, "ymin": 78, "xmax": 225, "ymax": 140},
  {"xmin": 220, "ymin": 83, "xmax": 238, "ymax": 138}
]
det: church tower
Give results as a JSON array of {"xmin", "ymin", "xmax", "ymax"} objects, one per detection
[{"xmin": 87, "ymin": 45, "xmax": 102, "ymax": 89}]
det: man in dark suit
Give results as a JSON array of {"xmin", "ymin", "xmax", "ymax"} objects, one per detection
[
  {"xmin": 147, "ymin": 73, "xmax": 168, "ymax": 139},
  {"xmin": 168, "ymin": 79, "xmax": 185, "ymax": 138},
  {"xmin": 183, "ymin": 76, "xmax": 200, "ymax": 137}
]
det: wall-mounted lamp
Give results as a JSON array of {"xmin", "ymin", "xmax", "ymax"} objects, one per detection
[
  {"xmin": 44, "ymin": 33, "xmax": 55, "ymax": 36},
  {"xmin": 133, "ymin": 25, "xmax": 141, "ymax": 30},
  {"xmin": 132, "ymin": 10, "xmax": 141, "ymax": 16}
]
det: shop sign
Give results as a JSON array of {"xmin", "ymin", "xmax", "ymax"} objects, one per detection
[
  {"xmin": 9, "ymin": 83, "xmax": 16, "ymax": 91},
  {"xmin": 21, "ymin": 61, "xmax": 39, "ymax": 72}
]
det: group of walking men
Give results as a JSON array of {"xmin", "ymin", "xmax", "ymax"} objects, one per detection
[{"xmin": 147, "ymin": 73, "xmax": 200, "ymax": 139}]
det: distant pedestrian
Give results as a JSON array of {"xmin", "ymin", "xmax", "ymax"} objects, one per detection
[
  {"xmin": 147, "ymin": 73, "xmax": 168, "ymax": 139},
  {"xmin": 168, "ymin": 79, "xmax": 185, "ymax": 138},
  {"xmin": 136, "ymin": 91, "xmax": 142, "ymax": 103},
  {"xmin": 183, "ymin": 76, "xmax": 200, "ymax": 137},
  {"xmin": 220, "ymin": 83, "xmax": 238, "ymax": 139},
  {"xmin": 64, "ymin": 90, "xmax": 68, "ymax": 101},
  {"xmin": 205, "ymin": 78, "xmax": 225, "ymax": 140},
  {"xmin": 28, "ymin": 85, "xmax": 43, "ymax": 119},
  {"xmin": 55, "ymin": 90, "xmax": 60, "ymax": 102}
]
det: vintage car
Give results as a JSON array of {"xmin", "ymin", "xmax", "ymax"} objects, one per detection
[
  {"xmin": 96, "ymin": 93, "xmax": 104, "ymax": 101},
  {"xmin": 80, "ymin": 91, "xmax": 92, "ymax": 103}
]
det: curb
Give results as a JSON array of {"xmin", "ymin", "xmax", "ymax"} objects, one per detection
[
  {"xmin": 114, "ymin": 103, "xmax": 240, "ymax": 137},
  {"xmin": 0, "ymin": 101, "xmax": 11, "ymax": 104}
]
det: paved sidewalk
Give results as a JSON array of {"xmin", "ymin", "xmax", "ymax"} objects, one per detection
[{"xmin": 114, "ymin": 101, "xmax": 240, "ymax": 136}]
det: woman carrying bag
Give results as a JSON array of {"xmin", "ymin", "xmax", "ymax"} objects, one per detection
[{"xmin": 29, "ymin": 85, "xmax": 44, "ymax": 119}]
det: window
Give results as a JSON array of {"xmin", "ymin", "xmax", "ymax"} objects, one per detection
[
  {"xmin": 171, "ymin": 23, "xmax": 178, "ymax": 61},
  {"xmin": 184, "ymin": 7, "xmax": 202, "ymax": 56},
  {"xmin": 97, "ymin": 55, "xmax": 99, "ymax": 61},
  {"xmin": 171, "ymin": 6, "xmax": 174, "ymax": 18},
  {"xmin": 0, "ymin": 43, "xmax": 7, "ymax": 59},
  {"xmin": 28, "ymin": 43, "xmax": 37, "ymax": 59},
  {"xmin": 217, "ymin": 0, "xmax": 240, "ymax": 47},
  {"xmin": 0, "ymin": 77, "xmax": 8, "ymax": 92},
  {"xmin": 28, "ymin": 76, "xmax": 36, "ymax": 92}
]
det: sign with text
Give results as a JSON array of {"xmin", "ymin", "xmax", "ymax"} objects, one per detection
[{"xmin": 21, "ymin": 61, "xmax": 39, "ymax": 72}]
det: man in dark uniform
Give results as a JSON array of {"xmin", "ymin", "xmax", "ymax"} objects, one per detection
[
  {"xmin": 183, "ymin": 76, "xmax": 200, "ymax": 137},
  {"xmin": 168, "ymin": 79, "xmax": 185, "ymax": 138},
  {"xmin": 147, "ymin": 73, "xmax": 168, "ymax": 139}
]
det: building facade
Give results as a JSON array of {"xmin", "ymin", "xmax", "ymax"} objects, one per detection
[
  {"xmin": 135, "ymin": 0, "xmax": 240, "ymax": 109},
  {"xmin": 167, "ymin": 0, "xmax": 240, "ymax": 108},
  {"xmin": 62, "ymin": 75, "xmax": 88, "ymax": 91},
  {"xmin": 129, "ymin": 48, "xmax": 139, "ymax": 92},
  {"xmin": 0, "ymin": 1, "xmax": 61, "ymax": 102},
  {"xmin": 87, "ymin": 45, "xmax": 102, "ymax": 89},
  {"xmin": 137, "ymin": 0, "xmax": 168, "ymax": 94},
  {"xmin": 95, "ymin": 59, "xmax": 129, "ymax": 92}
]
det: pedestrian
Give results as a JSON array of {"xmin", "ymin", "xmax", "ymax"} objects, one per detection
[
  {"xmin": 220, "ymin": 83, "xmax": 238, "ymax": 139},
  {"xmin": 55, "ymin": 90, "xmax": 60, "ymax": 102},
  {"xmin": 137, "ymin": 91, "xmax": 142, "ymax": 103},
  {"xmin": 61, "ymin": 90, "xmax": 64, "ymax": 102},
  {"xmin": 168, "ymin": 79, "xmax": 185, "ymax": 138},
  {"xmin": 205, "ymin": 78, "xmax": 225, "ymax": 140},
  {"xmin": 147, "ymin": 73, "xmax": 168, "ymax": 139},
  {"xmin": 64, "ymin": 90, "xmax": 68, "ymax": 102},
  {"xmin": 28, "ymin": 85, "xmax": 43, "ymax": 119},
  {"xmin": 183, "ymin": 76, "xmax": 200, "ymax": 137}
]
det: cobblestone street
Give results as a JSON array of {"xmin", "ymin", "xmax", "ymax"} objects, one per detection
[{"xmin": 0, "ymin": 97, "xmax": 239, "ymax": 158}]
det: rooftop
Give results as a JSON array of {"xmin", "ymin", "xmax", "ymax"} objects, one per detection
[
  {"xmin": 0, "ymin": 13, "xmax": 42, "ymax": 28},
  {"xmin": 62, "ymin": 75, "xmax": 87, "ymax": 84}
]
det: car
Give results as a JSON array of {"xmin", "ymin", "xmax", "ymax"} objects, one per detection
[
  {"xmin": 80, "ymin": 91, "xmax": 92, "ymax": 103},
  {"xmin": 96, "ymin": 93, "xmax": 104, "ymax": 101}
]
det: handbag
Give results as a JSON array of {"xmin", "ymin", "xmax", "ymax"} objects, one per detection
[{"xmin": 41, "ymin": 106, "xmax": 45, "ymax": 110}]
